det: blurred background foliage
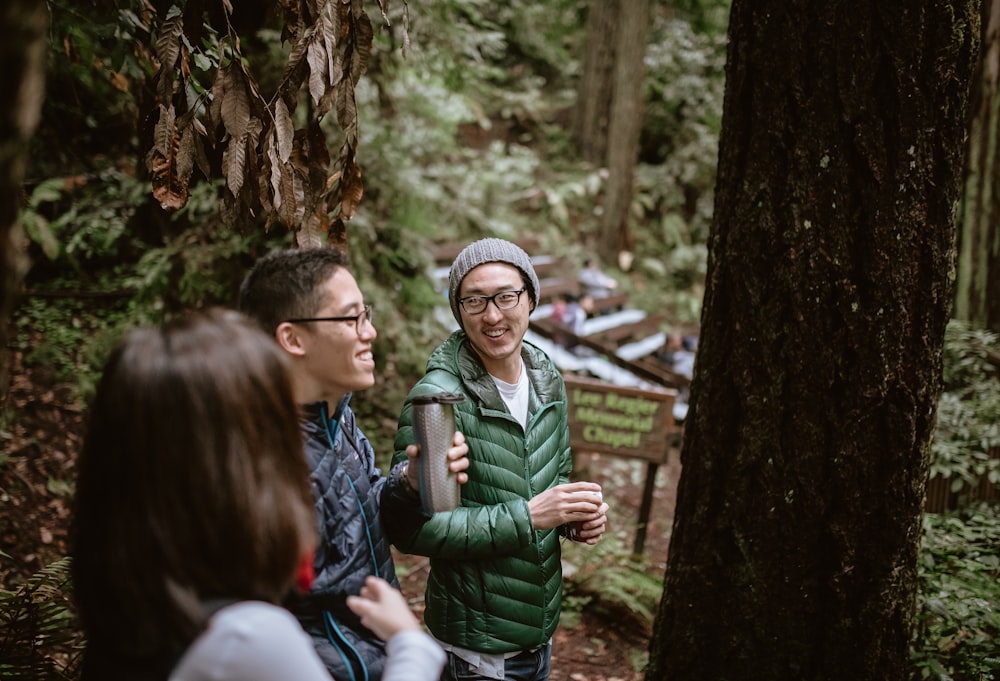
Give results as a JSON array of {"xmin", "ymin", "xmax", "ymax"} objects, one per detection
[
  {"xmin": 18, "ymin": 0, "xmax": 728, "ymax": 425},
  {"xmin": 6, "ymin": 0, "xmax": 999, "ymax": 678}
]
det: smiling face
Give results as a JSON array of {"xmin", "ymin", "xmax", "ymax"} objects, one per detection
[
  {"xmin": 290, "ymin": 268, "xmax": 377, "ymax": 404},
  {"xmin": 457, "ymin": 262, "xmax": 533, "ymax": 383}
]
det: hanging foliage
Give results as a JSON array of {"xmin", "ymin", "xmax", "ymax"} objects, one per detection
[{"xmin": 144, "ymin": 0, "xmax": 394, "ymax": 246}]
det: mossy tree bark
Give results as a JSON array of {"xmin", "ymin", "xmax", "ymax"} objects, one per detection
[
  {"xmin": 646, "ymin": 2, "xmax": 979, "ymax": 680},
  {"xmin": 956, "ymin": 0, "xmax": 1000, "ymax": 333}
]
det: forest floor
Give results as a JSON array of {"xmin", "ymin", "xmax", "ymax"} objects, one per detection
[{"xmin": 1, "ymin": 339, "xmax": 680, "ymax": 681}]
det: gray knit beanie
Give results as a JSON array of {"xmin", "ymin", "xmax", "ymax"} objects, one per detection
[{"xmin": 449, "ymin": 238, "xmax": 540, "ymax": 328}]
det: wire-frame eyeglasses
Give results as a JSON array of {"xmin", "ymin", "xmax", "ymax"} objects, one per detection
[
  {"xmin": 458, "ymin": 289, "xmax": 526, "ymax": 315},
  {"xmin": 286, "ymin": 304, "xmax": 373, "ymax": 336}
]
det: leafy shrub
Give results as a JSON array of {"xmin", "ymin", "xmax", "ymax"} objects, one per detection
[
  {"xmin": 19, "ymin": 170, "xmax": 148, "ymax": 270},
  {"xmin": 909, "ymin": 322, "xmax": 1000, "ymax": 678},
  {"xmin": 911, "ymin": 503, "xmax": 1000, "ymax": 680},
  {"xmin": 16, "ymin": 173, "xmax": 289, "ymax": 399},
  {"xmin": 929, "ymin": 321, "xmax": 1000, "ymax": 494},
  {"xmin": 14, "ymin": 294, "xmax": 130, "ymax": 402},
  {"xmin": 30, "ymin": 3, "xmax": 143, "ymax": 176}
]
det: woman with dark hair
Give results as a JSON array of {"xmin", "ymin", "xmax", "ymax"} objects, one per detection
[{"xmin": 72, "ymin": 309, "xmax": 443, "ymax": 681}]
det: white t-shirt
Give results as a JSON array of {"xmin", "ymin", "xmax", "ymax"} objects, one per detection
[
  {"xmin": 492, "ymin": 360, "xmax": 529, "ymax": 429},
  {"xmin": 170, "ymin": 601, "xmax": 446, "ymax": 681}
]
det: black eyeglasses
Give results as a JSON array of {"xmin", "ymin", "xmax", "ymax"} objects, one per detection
[
  {"xmin": 286, "ymin": 304, "xmax": 373, "ymax": 336},
  {"xmin": 458, "ymin": 289, "xmax": 526, "ymax": 315}
]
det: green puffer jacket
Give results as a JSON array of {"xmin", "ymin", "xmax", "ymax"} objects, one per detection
[{"xmin": 387, "ymin": 331, "xmax": 571, "ymax": 654}]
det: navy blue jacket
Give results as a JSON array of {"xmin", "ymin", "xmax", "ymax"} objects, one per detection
[{"xmin": 287, "ymin": 396, "xmax": 420, "ymax": 681}]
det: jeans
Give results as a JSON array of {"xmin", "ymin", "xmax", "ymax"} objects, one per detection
[{"xmin": 443, "ymin": 644, "xmax": 552, "ymax": 681}]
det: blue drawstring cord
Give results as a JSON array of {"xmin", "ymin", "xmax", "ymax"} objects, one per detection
[{"xmin": 323, "ymin": 610, "xmax": 368, "ymax": 681}]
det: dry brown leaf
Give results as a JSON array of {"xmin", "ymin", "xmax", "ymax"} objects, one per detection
[
  {"xmin": 150, "ymin": 112, "xmax": 192, "ymax": 212},
  {"xmin": 139, "ymin": 0, "xmax": 394, "ymax": 234},
  {"xmin": 223, "ymin": 133, "xmax": 248, "ymax": 197},
  {"xmin": 340, "ymin": 156, "xmax": 363, "ymax": 219},
  {"xmin": 155, "ymin": 13, "xmax": 183, "ymax": 69},
  {"xmin": 110, "ymin": 70, "xmax": 129, "ymax": 92},
  {"xmin": 220, "ymin": 67, "xmax": 250, "ymax": 139},
  {"xmin": 328, "ymin": 217, "xmax": 348, "ymax": 251},
  {"xmin": 321, "ymin": 6, "xmax": 339, "ymax": 71},
  {"xmin": 292, "ymin": 170, "xmax": 306, "ymax": 224},
  {"xmin": 176, "ymin": 124, "xmax": 196, "ymax": 181},
  {"xmin": 335, "ymin": 84, "xmax": 358, "ymax": 142},
  {"xmin": 267, "ymin": 137, "xmax": 283, "ymax": 209},
  {"xmin": 274, "ymin": 98, "xmax": 294, "ymax": 163},
  {"xmin": 192, "ymin": 124, "xmax": 212, "ymax": 179},
  {"xmin": 297, "ymin": 211, "xmax": 326, "ymax": 248},
  {"xmin": 279, "ymin": 164, "xmax": 297, "ymax": 226},
  {"xmin": 280, "ymin": 0, "xmax": 301, "ymax": 42},
  {"xmin": 153, "ymin": 104, "xmax": 176, "ymax": 157},
  {"xmin": 209, "ymin": 67, "xmax": 227, "ymax": 131},
  {"xmin": 307, "ymin": 37, "xmax": 328, "ymax": 105},
  {"xmin": 351, "ymin": 11, "xmax": 373, "ymax": 83}
]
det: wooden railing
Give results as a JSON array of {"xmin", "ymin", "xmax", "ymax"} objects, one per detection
[{"xmin": 924, "ymin": 449, "xmax": 1000, "ymax": 513}]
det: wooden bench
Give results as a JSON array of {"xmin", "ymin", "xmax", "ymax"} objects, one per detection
[
  {"xmin": 537, "ymin": 282, "xmax": 628, "ymax": 318},
  {"xmin": 531, "ymin": 256, "xmax": 566, "ymax": 279},
  {"xmin": 588, "ymin": 292, "xmax": 629, "ymax": 315},
  {"xmin": 529, "ymin": 317, "xmax": 689, "ymax": 390},
  {"xmin": 595, "ymin": 313, "xmax": 667, "ymax": 345},
  {"xmin": 538, "ymin": 276, "xmax": 581, "ymax": 303}
]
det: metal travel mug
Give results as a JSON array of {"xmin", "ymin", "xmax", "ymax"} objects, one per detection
[{"xmin": 411, "ymin": 392, "xmax": 466, "ymax": 514}]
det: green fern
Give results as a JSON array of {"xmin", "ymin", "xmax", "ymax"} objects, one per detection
[
  {"xmin": 0, "ymin": 557, "xmax": 82, "ymax": 680},
  {"xmin": 561, "ymin": 532, "xmax": 663, "ymax": 636}
]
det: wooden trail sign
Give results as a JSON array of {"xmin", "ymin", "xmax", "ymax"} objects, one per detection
[
  {"xmin": 565, "ymin": 374, "xmax": 677, "ymax": 463},
  {"xmin": 564, "ymin": 374, "xmax": 680, "ymax": 555}
]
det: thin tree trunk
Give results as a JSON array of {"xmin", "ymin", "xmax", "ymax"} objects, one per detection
[
  {"xmin": 599, "ymin": 0, "xmax": 649, "ymax": 259},
  {"xmin": 647, "ymin": 2, "xmax": 979, "ymax": 680},
  {"xmin": 956, "ymin": 0, "xmax": 1000, "ymax": 332},
  {"xmin": 574, "ymin": 0, "xmax": 617, "ymax": 164},
  {"xmin": 0, "ymin": 0, "xmax": 47, "ymax": 396}
]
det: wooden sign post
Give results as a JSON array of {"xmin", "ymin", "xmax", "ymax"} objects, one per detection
[{"xmin": 564, "ymin": 374, "xmax": 679, "ymax": 554}]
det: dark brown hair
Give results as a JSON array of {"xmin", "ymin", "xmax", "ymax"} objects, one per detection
[{"xmin": 71, "ymin": 309, "xmax": 315, "ymax": 680}]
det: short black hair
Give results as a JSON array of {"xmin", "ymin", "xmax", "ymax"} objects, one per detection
[{"xmin": 238, "ymin": 248, "xmax": 350, "ymax": 335}]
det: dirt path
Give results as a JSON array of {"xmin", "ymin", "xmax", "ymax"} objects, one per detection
[{"xmin": 394, "ymin": 450, "xmax": 680, "ymax": 681}]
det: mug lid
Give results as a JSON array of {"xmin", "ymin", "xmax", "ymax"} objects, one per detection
[{"xmin": 412, "ymin": 392, "xmax": 466, "ymax": 405}]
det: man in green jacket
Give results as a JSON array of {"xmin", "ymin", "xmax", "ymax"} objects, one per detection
[{"xmin": 387, "ymin": 238, "xmax": 608, "ymax": 681}]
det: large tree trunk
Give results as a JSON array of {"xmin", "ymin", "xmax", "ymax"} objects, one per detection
[
  {"xmin": 574, "ymin": 0, "xmax": 617, "ymax": 164},
  {"xmin": 598, "ymin": 0, "xmax": 649, "ymax": 259},
  {"xmin": 0, "ymin": 0, "xmax": 47, "ymax": 395},
  {"xmin": 955, "ymin": 0, "xmax": 1000, "ymax": 333},
  {"xmin": 647, "ymin": 2, "xmax": 979, "ymax": 680}
]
